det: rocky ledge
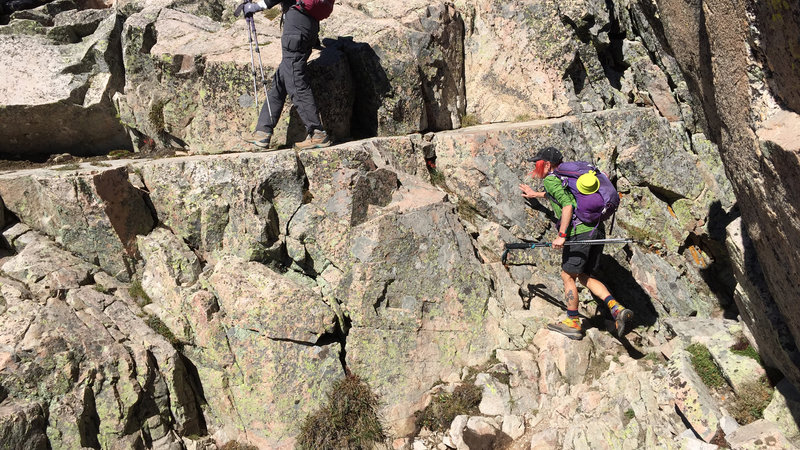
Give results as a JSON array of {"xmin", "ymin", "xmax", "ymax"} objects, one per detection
[{"xmin": 0, "ymin": 108, "xmax": 797, "ymax": 448}]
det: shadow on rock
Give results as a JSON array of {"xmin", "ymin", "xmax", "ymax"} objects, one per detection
[
  {"xmin": 322, "ymin": 37, "xmax": 390, "ymax": 140},
  {"xmin": 595, "ymin": 253, "xmax": 659, "ymax": 330}
]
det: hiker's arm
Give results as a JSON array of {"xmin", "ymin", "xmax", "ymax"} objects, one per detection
[
  {"xmin": 552, "ymin": 204, "xmax": 573, "ymax": 249},
  {"xmin": 265, "ymin": 0, "xmax": 281, "ymax": 8},
  {"xmin": 519, "ymin": 183, "xmax": 545, "ymax": 199}
]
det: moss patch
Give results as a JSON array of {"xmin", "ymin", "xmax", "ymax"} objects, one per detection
[
  {"xmin": 687, "ymin": 343, "xmax": 726, "ymax": 389},
  {"xmin": 296, "ymin": 374, "xmax": 386, "ymax": 450},
  {"xmin": 415, "ymin": 383, "xmax": 483, "ymax": 432},
  {"xmin": 730, "ymin": 337, "xmax": 762, "ymax": 365}
]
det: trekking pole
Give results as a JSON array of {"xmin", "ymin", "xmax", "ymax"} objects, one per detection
[
  {"xmin": 236, "ymin": 0, "xmax": 274, "ymax": 118},
  {"xmin": 501, "ymin": 238, "xmax": 633, "ymax": 264},
  {"xmin": 245, "ymin": 14, "xmax": 260, "ymax": 112}
]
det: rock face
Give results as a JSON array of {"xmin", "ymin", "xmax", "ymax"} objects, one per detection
[
  {"xmin": 649, "ymin": 0, "xmax": 800, "ymax": 390},
  {"xmin": 0, "ymin": 162, "xmax": 155, "ymax": 280},
  {"xmin": 0, "ymin": 10, "xmax": 129, "ymax": 156},
  {"xmin": 4, "ymin": 0, "xmax": 800, "ymax": 448},
  {"xmin": 0, "ymin": 230, "xmax": 205, "ymax": 448}
]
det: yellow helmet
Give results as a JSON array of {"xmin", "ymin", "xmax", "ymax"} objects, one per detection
[{"xmin": 577, "ymin": 171, "xmax": 600, "ymax": 195}]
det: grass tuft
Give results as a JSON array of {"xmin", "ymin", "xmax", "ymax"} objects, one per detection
[
  {"xmin": 687, "ymin": 343, "xmax": 726, "ymax": 389},
  {"xmin": 53, "ymin": 163, "xmax": 81, "ymax": 171},
  {"xmin": 219, "ymin": 441, "xmax": 258, "ymax": 450},
  {"xmin": 128, "ymin": 280, "xmax": 152, "ymax": 306},
  {"xmin": 145, "ymin": 315, "xmax": 182, "ymax": 348},
  {"xmin": 297, "ymin": 374, "xmax": 386, "ymax": 450},
  {"xmin": 727, "ymin": 378, "xmax": 773, "ymax": 425},
  {"xmin": 415, "ymin": 383, "xmax": 483, "ymax": 432},
  {"xmin": 108, "ymin": 149, "xmax": 134, "ymax": 159},
  {"xmin": 460, "ymin": 113, "xmax": 480, "ymax": 127}
]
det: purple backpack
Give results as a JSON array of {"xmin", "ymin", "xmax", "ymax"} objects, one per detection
[
  {"xmin": 295, "ymin": 0, "xmax": 334, "ymax": 20},
  {"xmin": 553, "ymin": 161, "xmax": 620, "ymax": 225}
]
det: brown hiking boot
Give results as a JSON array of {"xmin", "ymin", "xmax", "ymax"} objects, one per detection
[
  {"xmin": 294, "ymin": 130, "xmax": 331, "ymax": 150},
  {"xmin": 241, "ymin": 130, "xmax": 272, "ymax": 149},
  {"xmin": 547, "ymin": 318, "xmax": 584, "ymax": 340}
]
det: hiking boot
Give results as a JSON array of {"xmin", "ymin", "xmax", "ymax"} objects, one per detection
[
  {"xmin": 294, "ymin": 129, "xmax": 331, "ymax": 150},
  {"xmin": 615, "ymin": 308, "xmax": 634, "ymax": 337},
  {"xmin": 241, "ymin": 130, "xmax": 272, "ymax": 149},
  {"xmin": 547, "ymin": 318, "xmax": 583, "ymax": 340}
]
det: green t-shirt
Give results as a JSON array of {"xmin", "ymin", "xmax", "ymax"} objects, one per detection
[{"xmin": 542, "ymin": 174, "xmax": 595, "ymax": 236}]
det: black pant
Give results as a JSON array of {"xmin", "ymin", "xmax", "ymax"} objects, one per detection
[{"xmin": 256, "ymin": 7, "xmax": 322, "ymax": 135}]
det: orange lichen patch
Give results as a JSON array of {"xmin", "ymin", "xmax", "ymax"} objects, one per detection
[
  {"xmin": 688, "ymin": 245, "xmax": 708, "ymax": 269},
  {"xmin": 667, "ymin": 205, "xmax": 678, "ymax": 219}
]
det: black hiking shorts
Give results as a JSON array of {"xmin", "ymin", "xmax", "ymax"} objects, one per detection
[{"xmin": 561, "ymin": 228, "xmax": 604, "ymax": 276}]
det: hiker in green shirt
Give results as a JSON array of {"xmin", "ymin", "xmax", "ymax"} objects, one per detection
[{"xmin": 518, "ymin": 147, "xmax": 633, "ymax": 340}]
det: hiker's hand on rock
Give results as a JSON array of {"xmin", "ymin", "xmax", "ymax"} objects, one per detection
[
  {"xmin": 519, "ymin": 184, "xmax": 542, "ymax": 199},
  {"xmin": 552, "ymin": 236, "xmax": 566, "ymax": 249}
]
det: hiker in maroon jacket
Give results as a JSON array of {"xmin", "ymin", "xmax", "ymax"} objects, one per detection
[
  {"xmin": 240, "ymin": 0, "xmax": 333, "ymax": 150},
  {"xmin": 519, "ymin": 147, "xmax": 633, "ymax": 340}
]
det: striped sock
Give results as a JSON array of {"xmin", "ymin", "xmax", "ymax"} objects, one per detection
[
  {"xmin": 567, "ymin": 309, "xmax": 579, "ymax": 319},
  {"xmin": 604, "ymin": 295, "xmax": 622, "ymax": 318}
]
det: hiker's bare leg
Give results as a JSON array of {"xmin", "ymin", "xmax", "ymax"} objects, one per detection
[
  {"xmin": 561, "ymin": 270, "xmax": 579, "ymax": 311},
  {"xmin": 577, "ymin": 274, "xmax": 612, "ymax": 300}
]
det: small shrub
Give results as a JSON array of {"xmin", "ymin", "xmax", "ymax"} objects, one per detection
[
  {"xmin": 457, "ymin": 199, "xmax": 481, "ymax": 224},
  {"xmin": 296, "ymin": 374, "xmax": 385, "ymax": 450},
  {"xmin": 514, "ymin": 113, "xmax": 533, "ymax": 122},
  {"xmin": 149, "ymin": 99, "xmax": 167, "ymax": 133},
  {"xmin": 128, "ymin": 280, "xmax": 152, "ymax": 306},
  {"xmin": 53, "ymin": 163, "xmax": 80, "ymax": 171},
  {"xmin": 644, "ymin": 352, "xmax": 662, "ymax": 365},
  {"xmin": 219, "ymin": 442, "xmax": 258, "ymax": 450},
  {"xmin": 264, "ymin": 8, "xmax": 280, "ymax": 20},
  {"xmin": 93, "ymin": 284, "xmax": 110, "ymax": 294},
  {"xmin": 624, "ymin": 408, "xmax": 635, "ymax": 420},
  {"xmin": 687, "ymin": 343, "xmax": 726, "ymax": 389},
  {"xmin": 415, "ymin": 383, "xmax": 483, "ymax": 432},
  {"xmin": 730, "ymin": 337, "xmax": 762, "ymax": 365},
  {"xmin": 460, "ymin": 114, "xmax": 480, "ymax": 127},
  {"xmin": 108, "ymin": 149, "xmax": 133, "ymax": 159},
  {"xmin": 428, "ymin": 169, "xmax": 447, "ymax": 189},
  {"xmin": 727, "ymin": 378, "xmax": 773, "ymax": 425}
]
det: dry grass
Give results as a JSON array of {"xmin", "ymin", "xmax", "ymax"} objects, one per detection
[{"xmin": 296, "ymin": 374, "xmax": 386, "ymax": 450}]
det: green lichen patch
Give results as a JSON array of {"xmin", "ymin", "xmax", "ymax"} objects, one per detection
[{"xmin": 296, "ymin": 373, "xmax": 386, "ymax": 450}]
